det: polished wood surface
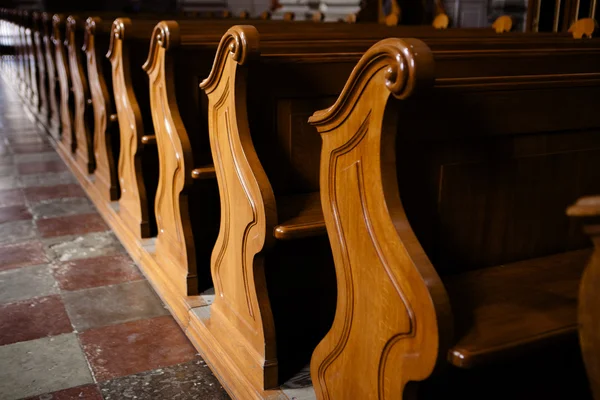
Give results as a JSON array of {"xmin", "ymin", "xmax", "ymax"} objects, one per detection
[
  {"xmin": 42, "ymin": 12, "xmax": 61, "ymax": 139},
  {"xmin": 107, "ymin": 18, "xmax": 159, "ymax": 239},
  {"xmin": 568, "ymin": 197, "xmax": 600, "ymax": 399},
  {"xmin": 309, "ymin": 34, "xmax": 600, "ymax": 399},
  {"xmin": 52, "ymin": 14, "xmax": 74, "ymax": 154},
  {"xmin": 66, "ymin": 15, "xmax": 95, "ymax": 175},
  {"xmin": 84, "ymin": 16, "xmax": 120, "ymax": 201}
]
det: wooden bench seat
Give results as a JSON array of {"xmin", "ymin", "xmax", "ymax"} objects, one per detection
[
  {"xmin": 446, "ymin": 248, "xmax": 590, "ymax": 368},
  {"xmin": 308, "ymin": 33, "xmax": 600, "ymax": 399}
]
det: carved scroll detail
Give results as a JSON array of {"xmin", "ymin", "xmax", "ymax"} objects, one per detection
[
  {"xmin": 143, "ymin": 21, "xmax": 198, "ymax": 295},
  {"xmin": 201, "ymin": 25, "xmax": 278, "ymax": 389},
  {"xmin": 67, "ymin": 16, "xmax": 95, "ymax": 174},
  {"xmin": 309, "ymin": 38, "xmax": 452, "ymax": 400},
  {"xmin": 108, "ymin": 18, "xmax": 152, "ymax": 238},
  {"xmin": 53, "ymin": 14, "xmax": 74, "ymax": 153},
  {"xmin": 85, "ymin": 17, "xmax": 119, "ymax": 200}
]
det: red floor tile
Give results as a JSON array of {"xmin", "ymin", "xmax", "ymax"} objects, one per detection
[
  {"xmin": 0, "ymin": 188, "xmax": 25, "ymax": 207},
  {"xmin": 17, "ymin": 160, "xmax": 67, "ymax": 175},
  {"xmin": 0, "ymin": 241, "xmax": 48, "ymax": 271},
  {"xmin": 0, "ymin": 204, "xmax": 32, "ymax": 223},
  {"xmin": 23, "ymin": 384, "xmax": 102, "ymax": 400},
  {"xmin": 11, "ymin": 142, "xmax": 54, "ymax": 154},
  {"xmin": 79, "ymin": 316, "xmax": 197, "ymax": 381},
  {"xmin": 24, "ymin": 184, "xmax": 86, "ymax": 203},
  {"xmin": 0, "ymin": 295, "xmax": 73, "ymax": 346},
  {"xmin": 36, "ymin": 213, "xmax": 109, "ymax": 238},
  {"xmin": 53, "ymin": 254, "xmax": 143, "ymax": 291}
]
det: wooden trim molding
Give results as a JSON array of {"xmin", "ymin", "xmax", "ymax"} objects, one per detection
[
  {"xmin": 66, "ymin": 15, "xmax": 95, "ymax": 175},
  {"xmin": 142, "ymin": 21, "xmax": 199, "ymax": 296},
  {"xmin": 85, "ymin": 16, "xmax": 119, "ymax": 200},
  {"xmin": 308, "ymin": 38, "xmax": 453, "ymax": 400},
  {"xmin": 200, "ymin": 25, "xmax": 278, "ymax": 390}
]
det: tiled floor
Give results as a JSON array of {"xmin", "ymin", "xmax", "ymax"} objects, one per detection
[{"xmin": 0, "ymin": 83, "xmax": 230, "ymax": 399}]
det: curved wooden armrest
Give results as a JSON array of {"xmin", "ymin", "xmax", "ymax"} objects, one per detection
[
  {"xmin": 191, "ymin": 165, "xmax": 216, "ymax": 180},
  {"xmin": 567, "ymin": 196, "xmax": 600, "ymax": 217},
  {"xmin": 140, "ymin": 135, "xmax": 156, "ymax": 145}
]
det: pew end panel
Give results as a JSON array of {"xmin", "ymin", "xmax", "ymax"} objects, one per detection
[
  {"xmin": 143, "ymin": 21, "xmax": 207, "ymax": 297},
  {"xmin": 66, "ymin": 15, "xmax": 95, "ymax": 175},
  {"xmin": 85, "ymin": 16, "xmax": 120, "ymax": 201},
  {"xmin": 310, "ymin": 36, "xmax": 600, "ymax": 399},
  {"xmin": 567, "ymin": 197, "xmax": 600, "ymax": 399},
  {"xmin": 107, "ymin": 18, "xmax": 158, "ymax": 239},
  {"xmin": 308, "ymin": 37, "xmax": 452, "ymax": 400},
  {"xmin": 200, "ymin": 24, "xmax": 278, "ymax": 390},
  {"xmin": 42, "ymin": 12, "xmax": 61, "ymax": 140},
  {"xmin": 52, "ymin": 14, "xmax": 74, "ymax": 154},
  {"xmin": 32, "ymin": 12, "xmax": 49, "ymax": 127}
]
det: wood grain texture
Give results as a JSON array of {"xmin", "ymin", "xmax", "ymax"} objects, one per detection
[
  {"xmin": 52, "ymin": 14, "xmax": 74, "ymax": 154},
  {"xmin": 85, "ymin": 16, "xmax": 119, "ymax": 201},
  {"xmin": 66, "ymin": 15, "xmax": 95, "ymax": 174},
  {"xmin": 200, "ymin": 25, "xmax": 278, "ymax": 390},
  {"xmin": 309, "ymin": 38, "xmax": 450, "ymax": 400},
  {"xmin": 568, "ymin": 196, "xmax": 600, "ymax": 399},
  {"xmin": 108, "ymin": 18, "xmax": 156, "ymax": 239},
  {"xmin": 142, "ymin": 21, "xmax": 199, "ymax": 296}
]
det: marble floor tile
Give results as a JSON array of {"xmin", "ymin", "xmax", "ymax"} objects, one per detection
[
  {"xmin": 24, "ymin": 183, "xmax": 86, "ymax": 203},
  {"xmin": 0, "ymin": 295, "xmax": 72, "ymax": 345},
  {"xmin": 99, "ymin": 359, "xmax": 230, "ymax": 400},
  {"xmin": 53, "ymin": 254, "xmax": 143, "ymax": 291},
  {"xmin": 11, "ymin": 142, "xmax": 54, "ymax": 154},
  {"xmin": 17, "ymin": 160, "xmax": 67, "ymax": 175},
  {"xmin": 30, "ymin": 197, "xmax": 96, "ymax": 220},
  {"xmin": 0, "ymin": 164, "xmax": 16, "ymax": 176},
  {"xmin": 14, "ymin": 151, "xmax": 60, "ymax": 164},
  {"xmin": 5, "ymin": 134, "xmax": 48, "ymax": 145},
  {"xmin": 80, "ymin": 316, "xmax": 197, "ymax": 381},
  {"xmin": 0, "ymin": 174, "xmax": 20, "ymax": 190},
  {"xmin": 43, "ymin": 232, "xmax": 125, "ymax": 262},
  {"xmin": 0, "ymin": 240, "xmax": 48, "ymax": 271},
  {"xmin": 0, "ymin": 204, "xmax": 31, "ymax": 223},
  {"xmin": 0, "ymin": 264, "xmax": 58, "ymax": 303},
  {"xmin": 19, "ymin": 171, "xmax": 77, "ymax": 188},
  {"xmin": 0, "ymin": 333, "xmax": 94, "ymax": 399},
  {"xmin": 0, "ymin": 220, "xmax": 38, "ymax": 245},
  {"xmin": 23, "ymin": 384, "xmax": 103, "ymax": 400},
  {"xmin": 0, "ymin": 188, "xmax": 25, "ymax": 207},
  {"xmin": 37, "ymin": 213, "xmax": 109, "ymax": 238},
  {"xmin": 0, "ymin": 155, "xmax": 15, "ymax": 165},
  {"xmin": 62, "ymin": 280, "xmax": 168, "ymax": 331}
]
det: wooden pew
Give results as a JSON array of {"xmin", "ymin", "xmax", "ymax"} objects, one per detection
[
  {"xmin": 306, "ymin": 33, "xmax": 600, "ymax": 399},
  {"xmin": 107, "ymin": 18, "xmax": 161, "ymax": 239},
  {"xmin": 52, "ymin": 14, "xmax": 75, "ymax": 154},
  {"xmin": 201, "ymin": 24, "xmax": 600, "ymax": 395},
  {"xmin": 65, "ymin": 15, "xmax": 95, "ymax": 174},
  {"xmin": 23, "ymin": 11, "xmax": 40, "ymax": 116},
  {"xmin": 32, "ymin": 12, "xmax": 49, "ymax": 128},
  {"xmin": 41, "ymin": 12, "xmax": 61, "ymax": 140},
  {"xmin": 191, "ymin": 22, "xmax": 545, "ymax": 391},
  {"xmin": 567, "ymin": 198, "xmax": 600, "ymax": 400},
  {"xmin": 83, "ymin": 16, "xmax": 120, "ymax": 201}
]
